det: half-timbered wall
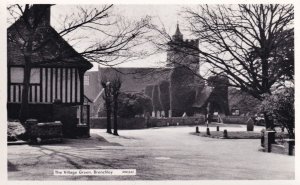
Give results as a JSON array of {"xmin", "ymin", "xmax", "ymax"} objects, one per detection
[{"xmin": 8, "ymin": 67, "xmax": 82, "ymax": 104}]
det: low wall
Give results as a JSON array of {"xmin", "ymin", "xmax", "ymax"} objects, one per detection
[
  {"xmin": 148, "ymin": 116, "xmax": 205, "ymax": 127},
  {"xmin": 25, "ymin": 119, "xmax": 63, "ymax": 143},
  {"xmin": 91, "ymin": 116, "xmax": 206, "ymax": 129},
  {"xmin": 90, "ymin": 117, "xmax": 147, "ymax": 129},
  {"xmin": 222, "ymin": 116, "xmax": 250, "ymax": 125}
]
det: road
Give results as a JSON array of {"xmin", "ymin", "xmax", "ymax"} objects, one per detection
[{"xmin": 8, "ymin": 125, "xmax": 294, "ymax": 180}]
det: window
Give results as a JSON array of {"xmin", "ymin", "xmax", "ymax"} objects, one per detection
[
  {"xmin": 30, "ymin": 68, "xmax": 40, "ymax": 83},
  {"xmin": 10, "ymin": 67, "xmax": 24, "ymax": 83},
  {"xmin": 10, "ymin": 67, "xmax": 41, "ymax": 84}
]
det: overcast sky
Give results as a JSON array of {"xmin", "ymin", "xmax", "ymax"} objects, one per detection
[{"xmin": 50, "ymin": 4, "xmax": 195, "ymax": 70}]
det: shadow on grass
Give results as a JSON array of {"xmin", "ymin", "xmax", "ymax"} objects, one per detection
[
  {"xmin": 28, "ymin": 133, "xmax": 122, "ymax": 148},
  {"xmin": 25, "ymin": 133, "xmax": 125, "ymax": 170},
  {"xmin": 29, "ymin": 145, "xmax": 116, "ymax": 169}
]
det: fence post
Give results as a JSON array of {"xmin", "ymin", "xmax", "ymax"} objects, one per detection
[
  {"xmin": 223, "ymin": 129, "xmax": 228, "ymax": 138},
  {"xmin": 265, "ymin": 131, "xmax": 276, "ymax": 152},
  {"xmin": 206, "ymin": 128, "xmax": 210, "ymax": 135},
  {"xmin": 284, "ymin": 139, "xmax": 295, "ymax": 156}
]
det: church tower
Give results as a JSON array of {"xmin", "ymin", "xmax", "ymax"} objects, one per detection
[
  {"xmin": 168, "ymin": 24, "xmax": 201, "ymax": 117},
  {"xmin": 172, "ymin": 23, "xmax": 183, "ymax": 41},
  {"xmin": 166, "ymin": 24, "xmax": 200, "ymax": 74}
]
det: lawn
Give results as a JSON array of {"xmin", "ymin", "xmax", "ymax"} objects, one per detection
[{"xmin": 191, "ymin": 131, "xmax": 261, "ymax": 139}]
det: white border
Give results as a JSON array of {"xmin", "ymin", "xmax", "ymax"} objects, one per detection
[{"xmin": 1, "ymin": 1, "xmax": 298, "ymax": 185}]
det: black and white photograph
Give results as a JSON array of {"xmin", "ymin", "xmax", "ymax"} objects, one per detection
[{"xmin": 3, "ymin": 0, "xmax": 297, "ymax": 183}]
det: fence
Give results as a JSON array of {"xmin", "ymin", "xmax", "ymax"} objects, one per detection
[{"xmin": 90, "ymin": 117, "xmax": 146, "ymax": 129}]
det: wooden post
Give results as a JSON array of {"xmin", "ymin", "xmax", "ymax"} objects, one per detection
[
  {"xmin": 206, "ymin": 127, "xmax": 210, "ymax": 135},
  {"xmin": 265, "ymin": 131, "xmax": 276, "ymax": 152},
  {"xmin": 196, "ymin": 126, "xmax": 199, "ymax": 133},
  {"xmin": 223, "ymin": 129, "xmax": 228, "ymax": 138}
]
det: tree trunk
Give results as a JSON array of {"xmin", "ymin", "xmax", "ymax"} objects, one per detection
[
  {"xmin": 113, "ymin": 94, "xmax": 119, "ymax": 136},
  {"xmin": 19, "ymin": 40, "xmax": 33, "ymax": 123},
  {"xmin": 263, "ymin": 112, "xmax": 273, "ymax": 130},
  {"xmin": 106, "ymin": 99, "xmax": 112, "ymax": 134},
  {"xmin": 169, "ymin": 81, "xmax": 172, "ymax": 117},
  {"xmin": 19, "ymin": 63, "xmax": 31, "ymax": 123}
]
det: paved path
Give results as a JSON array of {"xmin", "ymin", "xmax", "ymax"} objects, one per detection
[{"xmin": 8, "ymin": 125, "xmax": 294, "ymax": 180}]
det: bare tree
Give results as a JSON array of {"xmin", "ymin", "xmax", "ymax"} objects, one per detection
[
  {"xmin": 101, "ymin": 77, "xmax": 112, "ymax": 134},
  {"xmin": 111, "ymin": 76, "xmax": 122, "ymax": 136},
  {"xmin": 149, "ymin": 4, "xmax": 294, "ymax": 128},
  {"xmin": 7, "ymin": 4, "xmax": 151, "ymax": 122},
  {"xmin": 183, "ymin": 4, "xmax": 294, "ymax": 99}
]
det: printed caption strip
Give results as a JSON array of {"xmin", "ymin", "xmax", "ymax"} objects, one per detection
[{"xmin": 54, "ymin": 169, "xmax": 136, "ymax": 176}]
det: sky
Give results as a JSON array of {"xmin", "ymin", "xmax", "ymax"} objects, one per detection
[{"xmin": 50, "ymin": 4, "xmax": 196, "ymax": 70}]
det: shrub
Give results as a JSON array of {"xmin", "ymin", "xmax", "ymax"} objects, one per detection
[
  {"xmin": 7, "ymin": 121, "xmax": 26, "ymax": 141},
  {"xmin": 207, "ymin": 75, "xmax": 230, "ymax": 115},
  {"xmin": 118, "ymin": 92, "xmax": 153, "ymax": 118},
  {"xmin": 260, "ymin": 88, "xmax": 294, "ymax": 138}
]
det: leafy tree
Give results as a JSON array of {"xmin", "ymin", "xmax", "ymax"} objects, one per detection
[
  {"xmin": 207, "ymin": 75, "xmax": 230, "ymax": 115},
  {"xmin": 118, "ymin": 92, "xmax": 152, "ymax": 118},
  {"xmin": 260, "ymin": 88, "xmax": 294, "ymax": 138},
  {"xmin": 228, "ymin": 87, "xmax": 261, "ymax": 115}
]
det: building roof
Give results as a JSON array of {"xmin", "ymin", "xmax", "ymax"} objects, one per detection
[
  {"xmin": 84, "ymin": 67, "xmax": 172, "ymax": 101},
  {"xmin": 193, "ymin": 86, "xmax": 213, "ymax": 108},
  {"xmin": 7, "ymin": 5, "xmax": 92, "ymax": 69},
  {"xmin": 99, "ymin": 67, "xmax": 171, "ymax": 92}
]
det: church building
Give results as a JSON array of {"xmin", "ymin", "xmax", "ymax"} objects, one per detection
[{"xmin": 84, "ymin": 24, "xmax": 230, "ymax": 118}]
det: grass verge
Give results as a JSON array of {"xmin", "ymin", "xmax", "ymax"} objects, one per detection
[{"xmin": 191, "ymin": 131, "xmax": 261, "ymax": 139}]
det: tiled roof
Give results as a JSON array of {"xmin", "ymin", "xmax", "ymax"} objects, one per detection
[
  {"xmin": 7, "ymin": 5, "xmax": 92, "ymax": 69},
  {"xmin": 84, "ymin": 67, "xmax": 172, "ymax": 100}
]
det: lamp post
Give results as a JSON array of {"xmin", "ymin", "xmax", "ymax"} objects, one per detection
[{"xmin": 206, "ymin": 102, "xmax": 210, "ymax": 126}]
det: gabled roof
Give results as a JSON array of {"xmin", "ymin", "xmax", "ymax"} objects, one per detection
[
  {"xmin": 84, "ymin": 67, "xmax": 172, "ymax": 101},
  {"xmin": 98, "ymin": 67, "xmax": 171, "ymax": 92},
  {"xmin": 7, "ymin": 5, "xmax": 92, "ymax": 69}
]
